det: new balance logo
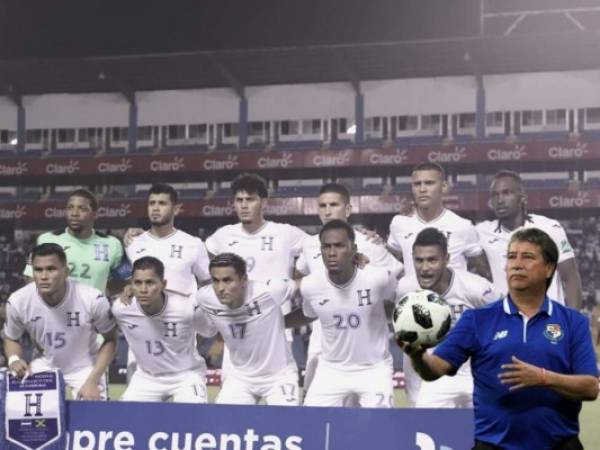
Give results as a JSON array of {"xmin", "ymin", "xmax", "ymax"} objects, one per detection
[{"xmin": 493, "ymin": 330, "xmax": 508, "ymax": 341}]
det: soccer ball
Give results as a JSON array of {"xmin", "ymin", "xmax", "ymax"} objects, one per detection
[{"xmin": 393, "ymin": 289, "xmax": 452, "ymax": 347}]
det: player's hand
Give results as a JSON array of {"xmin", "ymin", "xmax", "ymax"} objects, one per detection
[
  {"xmin": 354, "ymin": 252, "xmax": 370, "ymax": 268},
  {"xmin": 9, "ymin": 358, "xmax": 30, "ymax": 379},
  {"xmin": 498, "ymin": 356, "xmax": 544, "ymax": 391},
  {"xmin": 123, "ymin": 228, "xmax": 144, "ymax": 247},
  {"xmin": 119, "ymin": 284, "xmax": 134, "ymax": 305},
  {"xmin": 395, "ymin": 335, "xmax": 425, "ymax": 358},
  {"xmin": 77, "ymin": 379, "xmax": 102, "ymax": 400},
  {"xmin": 354, "ymin": 225, "xmax": 384, "ymax": 245}
]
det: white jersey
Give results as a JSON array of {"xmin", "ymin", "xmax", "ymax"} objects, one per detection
[
  {"xmin": 205, "ymin": 221, "xmax": 308, "ymax": 281},
  {"xmin": 396, "ymin": 269, "xmax": 501, "ymax": 406},
  {"xmin": 476, "ymin": 214, "xmax": 575, "ymax": 304},
  {"xmin": 296, "ymin": 230, "xmax": 404, "ymax": 278},
  {"xmin": 196, "ymin": 279, "xmax": 297, "ymax": 380},
  {"xmin": 387, "ymin": 209, "xmax": 483, "ymax": 278},
  {"xmin": 3, "ymin": 280, "xmax": 115, "ymax": 374},
  {"xmin": 301, "ymin": 266, "xmax": 396, "ymax": 369},
  {"xmin": 126, "ymin": 229, "xmax": 210, "ymax": 296},
  {"xmin": 396, "ymin": 269, "xmax": 502, "ymax": 329},
  {"xmin": 112, "ymin": 291, "xmax": 214, "ymax": 376}
]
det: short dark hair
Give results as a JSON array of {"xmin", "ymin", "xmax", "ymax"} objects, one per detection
[
  {"xmin": 31, "ymin": 243, "xmax": 67, "ymax": 266},
  {"xmin": 68, "ymin": 189, "xmax": 98, "ymax": 211},
  {"xmin": 132, "ymin": 256, "xmax": 165, "ymax": 279},
  {"xmin": 319, "ymin": 183, "xmax": 351, "ymax": 204},
  {"xmin": 413, "ymin": 227, "xmax": 448, "ymax": 255},
  {"xmin": 509, "ymin": 228, "xmax": 558, "ymax": 291},
  {"xmin": 231, "ymin": 173, "xmax": 268, "ymax": 198},
  {"xmin": 148, "ymin": 183, "xmax": 179, "ymax": 204},
  {"xmin": 412, "ymin": 162, "xmax": 446, "ymax": 180},
  {"xmin": 491, "ymin": 170, "xmax": 523, "ymax": 189},
  {"xmin": 319, "ymin": 219, "xmax": 355, "ymax": 243},
  {"xmin": 209, "ymin": 253, "xmax": 247, "ymax": 277}
]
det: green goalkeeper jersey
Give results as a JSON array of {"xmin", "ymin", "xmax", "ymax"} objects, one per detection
[{"xmin": 25, "ymin": 228, "xmax": 124, "ymax": 292}]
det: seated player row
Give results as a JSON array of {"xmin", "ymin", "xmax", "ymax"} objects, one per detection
[{"xmin": 5, "ymin": 220, "xmax": 499, "ymax": 408}]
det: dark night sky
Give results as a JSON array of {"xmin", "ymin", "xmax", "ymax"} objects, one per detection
[{"xmin": 0, "ymin": 0, "xmax": 482, "ymax": 59}]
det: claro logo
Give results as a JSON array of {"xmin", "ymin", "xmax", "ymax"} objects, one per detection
[
  {"xmin": 202, "ymin": 204, "xmax": 234, "ymax": 216},
  {"xmin": 150, "ymin": 157, "xmax": 185, "ymax": 172},
  {"xmin": 258, "ymin": 152, "xmax": 294, "ymax": 169},
  {"xmin": 45, "ymin": 207, "xmax": 66, "ymax": 219},
  {"xmin": 0, "ymin": 162, "xmax": 28, "ymax": 176},
  {"xmin": 548, "ymin": 143, "xmax": 588, "ymax": 159},
  {"xmin": 487, "ymin": 145, "xmax": 527, "ymax": 161},
  {"xmin": 46, "ymin": 160, "xmax": 80, "ymax": 174},
  {"xmin": 549, "ymin": 192, "xmax": 591, "ymax": 208},
  {"xmin": 98, "ymin": 158, "xmax": 133, "ymax": 173},
  {"xmin": 98, "ymin": 203, "xmax": 132, "ymax": 218},
  {"xmin": 0, "ymin": 204, "xmax": 27, "ymax": 219},
  {"xmin": 312, "ymin": 150, "xmax": 352, "ymax": 167},
  {"xmin": 368, "ymin": 149, "xmax": 408, "ymax": 165},
  {"xmin": 203, "ymin": 155, "xmax": 239, "ymax": 170},
  {"xmin": 428, "ymin": 147, "xmax": 466, "ymax": 163}
]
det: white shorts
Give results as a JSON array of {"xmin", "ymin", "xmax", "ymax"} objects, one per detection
[
  {"xmin": 121, "ymin": 367, "xmax": 207, "ymax": 403},
  {"xmin": 216, "ymin": 365, "xmax": 299, "ymax": 406},
  {"xmin": 404, "ymin": 353, "xmax": 473, "ymax": 408},
  {"xmin": 30, "ymin": 358, "xmax": 108, "ymax": 401},
  {"xmin": 304, "ymin": 359, "xmax": 394, "ymax": 408}
]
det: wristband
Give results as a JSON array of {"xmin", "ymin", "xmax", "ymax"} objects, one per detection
[
  {"xmin": 540, "ymin": 367, "xmax": 548, "ymax": 385},
  {"xmin": 8, "ymin": 355, "xmax": 21, "ymax": 366}
]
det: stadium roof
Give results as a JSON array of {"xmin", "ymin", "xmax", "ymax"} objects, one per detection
[{"xmin": 1, "ymin": 31, "xmax": 600, "ymax": 98}]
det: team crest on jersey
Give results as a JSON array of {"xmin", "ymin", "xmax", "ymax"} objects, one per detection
[
  {"xmin": 543, "ymin": 324, "xmax": 564, "ymax": 343},
  {"xmin": 94, "ymin": 243, "xmax": 110, "ymax": 261}
]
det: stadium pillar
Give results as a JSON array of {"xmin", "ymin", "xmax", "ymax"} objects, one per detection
[
  {"xmin": 355, "ymin": 91, "xmax": 364, "ymax": 145},
  {"xmin": 16, "ymin": 104, "xmax": 25, "ymax": 154},
  {"xmin": 239, "ymin": 95, "xmax": 248, "ymax": 149},
  {"xmin": 128, "ymin": 101, "xmax": 138, "ymax": 153},
  {"xmin": 476, "ymin": 74, "xmax": 485, "ymax": 139}
]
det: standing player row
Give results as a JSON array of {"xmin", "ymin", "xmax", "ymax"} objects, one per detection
[{"xmin": 5, "ymin": 164, "xmax": 583, "ymax": 409}]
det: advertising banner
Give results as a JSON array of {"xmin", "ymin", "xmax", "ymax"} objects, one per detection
[{"xmin": 65, "ymin": 401, "xmax": 474, "ymax": 450}]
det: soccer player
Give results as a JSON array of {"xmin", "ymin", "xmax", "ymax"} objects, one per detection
[
  {"xmin": 126, "ymin": 183, "xmax": 211, "ymax": 296},
  {"xmin": 295, "ymin": 182, "xmax": 403, "ymax": 396},
  {"xmin": 399, "ymin": 228, "xmax": 598, "ymax": 449},
  {"xmin": 196, "ymin": 253, "xmax": 299, "ymax": 405},
  {"xmin": 288, "ymin": 220, "xmax": 397, "ymax": 408},
  {"xmin": 476, "ymin": 170, "xmax": 582, "ymax": 308},
  {"xmin": 387, "ymin": 162, "xmax": 491, "ymax": 280},
  {"xmin": 24, "ymin": 188, "xmax": 126, "ymax": 294},
  {"xmin": 205, "ymin": 173, "xmax": 308, "ymax": 281},
  {"xmin": 396, "ymin": 227, "xmax": 502, "ymax": 407},
  {"xmin": 205, "ymin": 173, "xmax": 308, "ymax": 379},
  {"xmin": 4, "ymin": 243, "xmax": 117, "ymax": 400},
  {"xmin": 112, "ymin": 256, "xmax": 214, "ymax": 403}
]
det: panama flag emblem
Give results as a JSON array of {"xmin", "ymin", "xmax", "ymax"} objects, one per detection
[{"xmin": 543, "ymin": 324, "xmax": 564, "ymax": 343}]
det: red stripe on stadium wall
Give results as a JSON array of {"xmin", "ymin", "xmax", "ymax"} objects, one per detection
[{"xmin": 0, "ymin": 140, "xmax": 595, "ymax": 177}]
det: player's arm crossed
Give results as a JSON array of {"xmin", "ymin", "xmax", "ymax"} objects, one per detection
[{"xmin": 467, "ymin": 252, "xmax": 492, "ymax": 282}]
